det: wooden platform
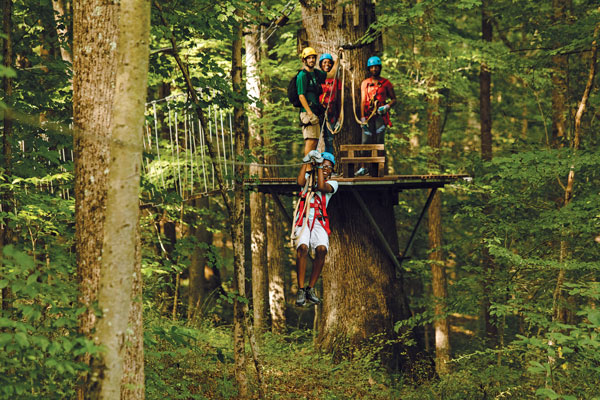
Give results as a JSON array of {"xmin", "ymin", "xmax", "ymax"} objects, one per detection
[{"xmin": 245, "ymin": 174, "xmax": 470, "ymax": 195}]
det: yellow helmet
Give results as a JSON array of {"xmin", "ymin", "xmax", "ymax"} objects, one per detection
[{"xmin": 301, "ymin": 47, "xmax": 317, "ymax": 59}]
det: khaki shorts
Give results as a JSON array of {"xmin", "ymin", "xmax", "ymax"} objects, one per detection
[{"xmin": 300, "ymin": 111, "xmax": 320, "ymax": 140}]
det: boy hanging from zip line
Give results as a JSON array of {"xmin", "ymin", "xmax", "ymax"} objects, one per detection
[
  {"xmin": 293, "ymin": 150, "xmax": 338, "ymax": 306},
  {"xmin": 297, "ymin": 47, "xmax": 344, "ymax": 158},
  {"xmin": 356, "ymin": 56, "xmax": 397, "ymax": 177}
]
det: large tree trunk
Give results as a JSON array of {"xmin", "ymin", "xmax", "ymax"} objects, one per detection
[
  {"xmin": 301, "ymin": 0, "xmax": 414, "ymax": 368},
  {"xmin": 321, "ymin": 192, "xmax": 412, "ymax": 368},
  {"xmin": 72, "ymin": 0, "xmax": 118, "ymax": 395},
  {"xmin": 88, "ymin": 0, "xmax": 149, "ymax": 397},
  {"xmin": 246, "ymin": 21, "xmax": 269, "ymax": 335}
]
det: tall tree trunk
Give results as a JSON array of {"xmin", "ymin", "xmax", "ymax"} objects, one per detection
[
  {"xmin": 266, "ymin": 190, "xmax": 286, "ymax": 334},
  {"xmin": 553, "ymin": 23, "xmax": 598, "ymax": 323},
  {"xmin": 88, "ymin": 0, "xmax": 150, "ymax": 397},
  {"xmin": 72, "ymin": 0, "xmax": 118, "ymax": 395},
  {"xmin": 51, "ymin": 0, "xmax": 72, "ymax": 64},
  {"xmin": 188, "ymin": 197, "xmax": 209, "ymax": 322},
  {"xmin": 246, "ymin": 21, "xmax": 268, "ymax": 335},
  {"xmin": 262, "ymin": 42, "xmax": 286, "ymax": 335},
  {"xmin": 550, "ymin": 0, "xmax": 571, "ymax": 147},
  {"xmin": 302, "ymin": 0, "xmax": 416, "ymax": 368},
  {"xmin": 121, "ymin": 227, "xmax": 145, "ymax": 400},
  {"xmin": 231, "ymin": 14, "xmax": 248, "ymax": 396},
  {"xmin": 426, "ymin": 88, "xmax": 450, "ymax": 375},
  {"xmin": 479, "ymin": 0, "xmax": 498, "ymax": 347},
  {"xmin": 1, "ymin": 0, "xmax": 13, "ymax": 310},
  {"xmin": 480, "ymin": 0, "xmax": 492, "ymax": 161}
]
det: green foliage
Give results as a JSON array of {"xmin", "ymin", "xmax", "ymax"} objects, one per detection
[{"xmin": 0, "ymin": 246, "xmax": 95, "ymax": 399}]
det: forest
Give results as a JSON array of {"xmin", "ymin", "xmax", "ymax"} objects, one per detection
[{"xmin": 0, "ymin": 0, "xmax": 599, "ymax": 399}]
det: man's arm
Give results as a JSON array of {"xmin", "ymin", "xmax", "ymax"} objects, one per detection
[
  {"xmin": 299, "ymin": 94, "xmax": 313, "ymax": 115},
  {"xmin": 316, "ymin": 168, "xmax": 334, "ymax": 193},
  {"xmin": 325, "ymin": 48, "xmax": 344, "ymax": 79},
  {"xmin": 297, "ymin": 163, "xmax": 309, "ymax": 186},
  {"xmin": 360, "ymin": 80, "xmax": 367, "ymax": 119}
]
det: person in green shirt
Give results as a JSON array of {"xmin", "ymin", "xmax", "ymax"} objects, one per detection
[{"xmin": 297, "ymin": 47, "xmax": 343, "ymax": 157}]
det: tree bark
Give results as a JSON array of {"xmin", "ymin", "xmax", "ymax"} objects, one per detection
[
  {"xmin": 480, "ymin": 0, "xmax": 492, "ymax": 161},
  {"xmin": 121, "ymin": 227, "xmax": 145, "ymax": 400},
  {"xmin": 426, "ymin": 89, "xmax": 450, "ymax": 375},
  {"xmin": 188, "ymin": 197, "xmax": 209, "ymax": 322},
  {"xmin": 550, "ymin": 0, "xmax": 571, "ymax": 147},
  {"xmin": 88, "ymin": 0, "xmax": 150, "ymax": 398},
  {"xmin": 266, "ymin": 190, "xmax": 286, "ymax": 334},
  {"xmin": 553, "ymin": 22, "xmax": 598, "ymax": 323},
  {"xmin": 245, "ymin": 21, "xmax": 268, "ymax": 335},
  {"xmin": 1, "ymin": 0, "xmax": 13, "ymax": 309},
  {"xmin": 51, "ymin": 0, "xmax": 72, "ymax": 64},
  {"xmin": 479, "ymin": 0, "xmax": 498, "ymax": 347},
  {"xmin": 72, "ymin": 0, "xmax": 118, "ymax": 395}
]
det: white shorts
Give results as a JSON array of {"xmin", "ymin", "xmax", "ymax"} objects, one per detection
[{"xmin": 295, "ymin": 218, "xmax": 329, "ymax": 252}]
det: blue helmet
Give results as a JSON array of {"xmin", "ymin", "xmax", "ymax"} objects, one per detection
[
  {"xmin": 367, "ymin": 56, "xmax": 382, "ymax": 67},
  {"xmin": 319, "ymin": 53, "xmax": 333, "ymax": 68},
  {"xmin": 321, "ymin": 152, "xmax": 335, "ymax": 166}
]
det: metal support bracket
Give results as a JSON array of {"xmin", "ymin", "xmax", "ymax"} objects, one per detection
[
  {"xmin": 398, "ymin": 187, "xmax": 438, "ymax": 268},
  {"xmin": 351, "ymin": 188, "xmax": 403, "ymax": 277},
  {"xmin": 267, "ymin": 188, "xmax": 292, "ymax": 226}
]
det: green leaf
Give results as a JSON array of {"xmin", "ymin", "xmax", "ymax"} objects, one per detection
[
  {"xmin": 588, "ymin": 309, "xmax": 600, "ymax": 326},
  {"xmin": 14, "ymin": 332, "xmax": 29, "ymax": 347},
  {"xmin": 535, "ymin": 388, "xmax": 560, "ymax": 399}
]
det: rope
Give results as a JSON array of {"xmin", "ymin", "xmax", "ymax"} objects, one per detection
[
  {"xmin": 197, "ymin": 118, "xmax": 209, "ymax": 193},
  {"xmin": 289, "ymin": 168, "xmax": 316, "ymax": 247},
  {"xmin": 351, "ymin": 70, "xmax": 377, "ymax": 125},
  {"xmin": 324, "ymin": 62, "xmax": 345, "ymax": 136}
]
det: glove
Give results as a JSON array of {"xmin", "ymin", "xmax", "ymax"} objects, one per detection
[
  {"xmin": 302, "ymin": 153, "xmax": 312, "ymax": 163},
  {"xmin": 308, "ymin": 150, "xmax": 323, "ymax": 164},
  {"xmin": 377, "ymin": 104, "xmax": 390, "ymax": 115},
  {"xmin": 308, "ymin": 113, "xmax": 319, "ymax": 125}
]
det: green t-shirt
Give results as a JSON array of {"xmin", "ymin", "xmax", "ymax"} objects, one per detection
[{"xmin": 297, "ymin": 69, "xmax": 326, "ymax": 113}]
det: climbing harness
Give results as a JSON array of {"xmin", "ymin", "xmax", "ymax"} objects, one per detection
[{"xmin": 289, "ymin": 168, "xmax": 331, "ymax": 247}]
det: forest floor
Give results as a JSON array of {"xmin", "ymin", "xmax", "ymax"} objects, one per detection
[{"xmin": 143, "ymin": 309, "xmax": 514, "ymax": 400}]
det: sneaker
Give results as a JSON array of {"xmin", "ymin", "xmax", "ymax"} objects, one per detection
[
  {"xmin": 355, "ymin": 167, "xmax": 369, "ymax": 177},
  {"xmin": 296, "ymin": 288, "xmax": 306, "ymax": 307},
  {"xmin": 305, "ymin": 287, "xmax": 321, "ymax": 305}
]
